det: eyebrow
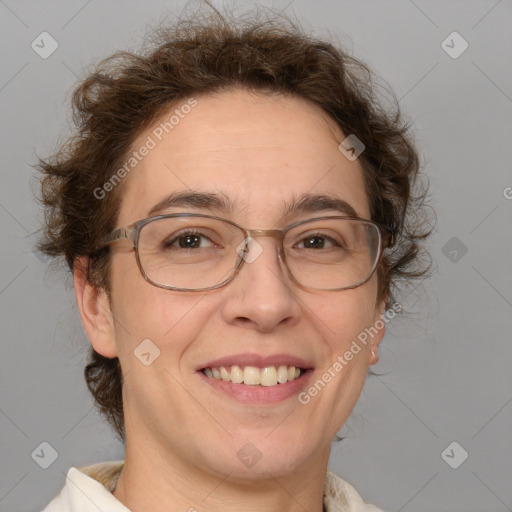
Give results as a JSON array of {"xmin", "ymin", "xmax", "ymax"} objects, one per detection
[{"xmin": 147, "ymin": 191, "xmax": 360, "ymax": 219}]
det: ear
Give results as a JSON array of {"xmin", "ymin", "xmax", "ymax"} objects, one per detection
[
  {"xmin": 74, "ymin": 256, "xmax": 118, "ymax": 358},
  {"xmin": 368, "ymin": 297, "xmax": 387, "ymax": 366}
]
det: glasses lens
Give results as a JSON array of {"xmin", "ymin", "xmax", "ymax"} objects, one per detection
[
  {"xmin": 284, "ymin": 218, "xmax": 381, "ymax": 290},
  {"xmin": 137, "ymin": 216, "xmax": 245, "ymax": 290}
]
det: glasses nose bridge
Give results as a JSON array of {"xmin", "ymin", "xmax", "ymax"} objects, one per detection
[
  {"xmin": 246, "ymin": 229, "xmax": 287, "ymax": 257},
  {"xmin": 247, "ymin": 228, "xmax": 285, "ymax": 241}
]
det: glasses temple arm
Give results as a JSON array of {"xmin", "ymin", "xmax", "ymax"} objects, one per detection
[
  {"xmin": 383, "ymin": 227, "xmax": 396, "ymax": 248},
  {"xmin": 101, "ymin": 226, "xmax": 134, "ymax": 245}
]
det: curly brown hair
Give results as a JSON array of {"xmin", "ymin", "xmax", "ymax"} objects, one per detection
[{"xmin": 36, "ymin": 6, "xmax": 435, "ymax": 442}]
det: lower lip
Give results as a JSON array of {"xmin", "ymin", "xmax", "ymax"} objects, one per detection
[{"xmin": 198, "ymin": 370, "xmax": 314, "ymax": 404}]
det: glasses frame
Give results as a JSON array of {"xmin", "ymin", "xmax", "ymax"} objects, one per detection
[{"xmin": 100, "ymin": 213, "xmax": 394, "ymax": 292}]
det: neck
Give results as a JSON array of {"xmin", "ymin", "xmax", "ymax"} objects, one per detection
[{"xmin": 112, "ymin": 439, "xmax": 329, "ymax": 512}]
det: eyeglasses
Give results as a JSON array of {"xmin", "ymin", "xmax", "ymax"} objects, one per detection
[{"xmin": 100, "ymin": 213, "xmax": 393, "ymax": 292}]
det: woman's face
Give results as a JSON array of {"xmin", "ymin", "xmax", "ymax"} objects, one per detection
[{"xmin": 102, "ymin": 89, "xmax": 386, "ymax": 479}]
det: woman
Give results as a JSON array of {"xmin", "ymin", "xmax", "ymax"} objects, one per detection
[{"xmin": 38, "ymin": 7, "xmax": 432, "ymax": 512}]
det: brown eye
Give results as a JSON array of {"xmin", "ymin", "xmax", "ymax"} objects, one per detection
[
  {"xmin": 164, "ymin": 231, "xmax": 215, "ymax": 249},
  {"xmin": 304, "ymin": 236, "xmax": 327, "ymax": 249},
  {"xmin": 297, "ymin": 234, "xmax": 338, "ymax": 250}
]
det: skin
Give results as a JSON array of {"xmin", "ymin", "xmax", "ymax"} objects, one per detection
[{"xmin": 74, "ymin": 89, "xmax": 387, "ymax": 512}]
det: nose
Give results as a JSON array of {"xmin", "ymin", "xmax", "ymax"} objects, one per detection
[{"xmin": 220, "ymin": 236, "xmax": 302, "ymax": 333}]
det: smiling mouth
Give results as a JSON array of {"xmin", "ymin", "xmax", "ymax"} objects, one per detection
[{"xmin": 201, "ymin": 365, "xmax": 306, "ymax": 386}]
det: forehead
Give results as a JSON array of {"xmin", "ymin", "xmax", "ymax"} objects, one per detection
[{"xmin": 117, "ymin": 89, "xmax": 370, "ymax": 226}]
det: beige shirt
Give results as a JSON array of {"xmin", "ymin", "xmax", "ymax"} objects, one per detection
[{"xmin": 41, "ymin": 460, "xmax": 385, "ymax": 512}]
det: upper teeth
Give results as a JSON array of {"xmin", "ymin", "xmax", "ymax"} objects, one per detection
[{"xmin": 203, "ymin": 365, "xmax": 303, "ymax": 386}]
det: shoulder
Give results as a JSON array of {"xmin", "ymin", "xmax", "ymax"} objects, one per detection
[
  {"xmin": 324, "ymin": 470, "xmax": 386, "ymax": 512},
  {"xmin": 76, "ymin": 460, "xmax": 124, "ymax": 491},
  {"xmin": 40, "ymin": 461, "xmax": 126, "ymax": 512}
]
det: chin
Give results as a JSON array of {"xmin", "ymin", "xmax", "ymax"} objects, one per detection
[{"xmin": 205, "ymin": 432, "xmax": 322, "ymax": 481}]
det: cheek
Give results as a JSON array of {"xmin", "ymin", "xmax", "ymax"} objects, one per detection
[
  {"xmin": 310, "ymin": 284, "xmax": 378, "ymax": 350},
  {"xmin": 109, "ymin": 254, "xmax": 214, "ymax": 357}
]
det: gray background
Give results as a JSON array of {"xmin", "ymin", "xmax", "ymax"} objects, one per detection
[{"xmin": 1, "ymin": 1, "xmax": 511, "ymax": 511}]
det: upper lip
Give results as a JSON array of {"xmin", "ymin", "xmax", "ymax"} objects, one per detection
[{"xmin": 196, "ymin": 353, "xmax": 314, "ymax": 371}]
